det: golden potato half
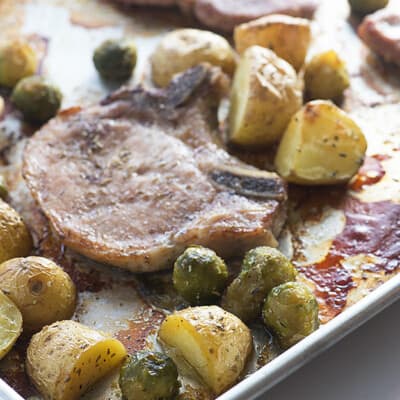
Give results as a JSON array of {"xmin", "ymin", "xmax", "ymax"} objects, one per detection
[
  {"xmin": 0, "ymin": 290, "xmax": 22, "ymax": 360},
  {"xmin": 151, "ymin": 28, "xmax": 236, "ymax": 87},
  {"xmin": 275, "ymin": 100, "xmax": 367, "ymax": 185},
  {"xmin": 229, "ymin": 45, "xmax": 303, "ymax": 147},
  {"xmin": 234, "ymin": 14, "xmax": 311, "ymax": 71},
  {"xmin": 0, "ymin": 256, "xmax": 76, "ymax": 333},
  {"xmin": 158, "ymin": 305, "xmax": 253, "ymax": 395},
  {"xmin": 26, "ymin": 320, "xmax": 127, "ymax": 400},
  {"xmin": 0, "ymin": 199, "xmax": 32, "ymax": 264}
]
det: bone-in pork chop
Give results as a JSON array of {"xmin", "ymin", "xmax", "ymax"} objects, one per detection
[
  {"xmin": 23, "ymin": 66, "xmax": 287, "ymax": 272},
  {"xmin": 112, "ymin": 0, "xmax": 318, "ymax": 32}
]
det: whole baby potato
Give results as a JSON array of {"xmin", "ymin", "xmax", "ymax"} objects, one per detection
[
  {"xmin": 234, "ymin": 14, "xmax": 311, "ymax": 71},
  {"xmin": 151, "ymin": 28, "xmax": 236, "ymax": 87},
  {"xmin": 0, "ymin": 256, "xmax": 76, "ymax": 332},
  {"xmin": 0, "ymin": 199, "xmax": 32, "ymax": 264},
  {"xmin": 229, "ymin": 45, "xmax": 302, "ymax": 147}
]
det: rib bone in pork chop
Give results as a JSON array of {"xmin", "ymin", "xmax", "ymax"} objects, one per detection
[{"xmin": 23, "ymin": 66, "xmax": 287, "ymax": 272}]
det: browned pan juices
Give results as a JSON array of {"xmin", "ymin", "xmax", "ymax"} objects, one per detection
[{"xmin": 0, "ymin": 0, "xmax": 399, "ymax": 398}]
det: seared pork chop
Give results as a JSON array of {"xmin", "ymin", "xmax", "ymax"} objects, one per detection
[
  {"xmin": 358, "ymin": 10, "xmax": 400, "ymax": 67},
  {"xmin": 179, "ymin": 0, "xmax": 318, "ymax": 32},
  {"xmin": 23, "ymin": 66, "xmax": 287, "ymax": 272},
  {"xmin": 112, "ymin": 0, "xmax": 318, "ymax": 32}
]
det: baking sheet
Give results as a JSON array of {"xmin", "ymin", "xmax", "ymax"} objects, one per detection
[{"xmin": 0, "ymin": 0, "xmax": 399, "ymax": 399}]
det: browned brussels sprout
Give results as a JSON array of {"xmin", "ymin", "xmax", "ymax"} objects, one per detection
[
  {"xmin": 263, "ymin": 281, "xmax": 319, "ymax": 349},
  {"xmin": 93, "ymin": 39, "xmax": 137, "ymax": 81},
  {"xmin": 119, "ymin": 351, "xmax": 180, "ymax": 400},
  {"xmin": 11, "ymin": 76, "xmax": 62, "ymax": 123},
  {"xmin": 221, "ymin": 247, "xmax": 297, "ymax": 322},
  {"xmin": 173, "ymin": 246, "xmax": 228, "ymax": 305}
]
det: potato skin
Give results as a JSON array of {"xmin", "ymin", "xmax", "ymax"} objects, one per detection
[
  {"xmin": 158, "ymin": 305, "xmax": 252, "ymax": 395},
  {"xmin": 304, "ymin": 50, "xmax": 350, "ymax": 101},
  {"xmin": 229, "ymin": 45, "xmax": 302, "ymax": 147},
  {"xmin": 151, "ymin": 28, "xmax": 236, "ymax": 87},
  {"xmin": 0, "ymin": 257, "xmax": 76, "ymax": 332},
  {"xmin": 275, "ymin": 100, "xmax": 367, "ymax": 185},
  {"xmin": 0, "ymin": 199, "xmax": 32, "ymax": 264},
  {"xmin": 26, "ymin": 320, "xmax": 127, "ymax": 400},
  {"xmin": 234, "ymin": 14, "xmax": 311, "ymax": 71}
]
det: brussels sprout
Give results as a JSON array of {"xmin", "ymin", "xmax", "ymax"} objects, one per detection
[
  {"xmin": 11, "ymin": 76, "xmax": 62, "ymax": 123},
  {"xmin": 262, "ymin": 282, "xmax": 319, "ymax": 349},
  {"xmin": 93, "ymin": 39, "xmax": 137, "ymax": 81},
  {"xmin": 119, "ymin": 351, "xmax": 180, "ymax": 400},
  {"xmin": 173, "ymin": 246, "xmax": 228, "ymax": 305},
  {"xmin": 0, "ymin": 40, "xmax": 38, "ymax": 88},
  {"xmin": 348, "ymin": 0, "xmax": 388, "ymax": 14},
  {"xmin": 221, "ymin": 247, "xmax": 297, "ymax": 322},
  {"xmin": 304, "ymin": 50, "xmax": 350, "ymax": 101},
  {"xmin": 0, "ymin": 175, "xmax": 8, "ymax": 199}
]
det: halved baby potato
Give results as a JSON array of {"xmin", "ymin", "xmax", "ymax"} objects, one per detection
[
  {"xmin": 234, "ymin": 14, "xmax": 311, "ymax": 71},
  {"xmin": 229, "ymin": 45, "xmax": 302, "ymax": 147},
  {"xmin": 158, "ymin": 305, "xmax": 252, "ymax": 395},
  {"xmin": 26, "ymin": 320, "xmax": 127, "ymax": 400},
  {"xmin": 151, "ymin": 28, "xmax": 236, "ymax": 87},
  {"xmin": 0, "ymin": 290, "xmax": 22, "ymax": 360},
  {"xmin": 275, "ymin": 100, "xmax": 367, "ymax": 185}
]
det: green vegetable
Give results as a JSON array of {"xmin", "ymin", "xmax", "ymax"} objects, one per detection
[
  {"xmin": 0, "ymin": 175, "xmax": 8, "ymax": 199},
  {"xmin": 93, "ymin": 39, "xmax": 137, "ymax": 81},
  {"xmin": 348, "ymin": 0, "xmax": 388, "ymax": 14},
  {"xmin": 304, "ymin": 50, "xmax": 350, "ymax": 101},
  {"xmin": 173, "ymin": 246, "xmax": 228, "ymax": 305},
  {"xmin": 262, "ymin": 282, "xmax": 319, "ymax": 349},
  {"xmin": 11, "ymin": 76, "xmax": 62, "ymax": 123},
  {"xmin": 0, "ymin": 40, "xmax": 38, "ymax": 88},
  {"xmin": 119, "ymin": 351, "xmax": 180, "ymax": 400},
  {"xmin": 221, "ymin": 247, "xmax": 297, "ymax": 322}
]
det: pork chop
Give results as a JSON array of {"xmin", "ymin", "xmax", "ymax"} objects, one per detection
[
  {"xmin": 179, "ymin": 0, "xmax": 318, "ymax": 32},
  {"xmin": 358, "ymin": 10, "xmax": 400, "ymax": 67},
  {"xmin": 23, "ymin": 65, "xmax": 287, "ymax": 272}
]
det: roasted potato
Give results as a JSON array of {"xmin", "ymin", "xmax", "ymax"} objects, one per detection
[
  {"xmin": 275, "ymin": 100, "xmax": 367, "ymax": 185},
  {"xmin": 173, "ymin": 246, "xmax": 228, "ymax": 305},
  {"xmin": 26, "ymin": 320, "xmax": 127, "ymax": 400},
  {"xmin": 304, "ymin": 50, "xmax": 350, "ymax": 101},
  {"xmin": 263, "ymin": 282, "xmax": 319, "ymax": 348},
  {"xmin": 0, "ymin": 40, "xmax": 38, "ymax": 88},
  {"xmin": 151, "ymin": 28, "xmax": 236, "ymax": 87},
  {"xmin": 229, "ymin": 45, "xmax": 302, "ymax": 147},
  {"xmin": 234, "ymin": 14, "xmax": 311, "ymax": 71},
  {"xmin": 159, "ymin": 306, "xmax": 252, "ymax": 395},
  {"xmin": 0, "ymin": 290, "xmax": 22, "ymax": 360},
  {"xmin": 0, "ymin": 257, "xmax": 76, "ymax": 333},
  {"xmin": 0, "ymin": 199, "xmax": 32, "ymax": 264}
]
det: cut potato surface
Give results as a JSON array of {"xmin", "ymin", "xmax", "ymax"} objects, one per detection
[
  {"xmin": 0, "ymin": 257, "xmax": 77, "ymax": 333},
  {"xmin": 229, "ymin": 45, "xmax": 302, "ymax": 147},
  {"xmin": 275, "ymin": 100, "xmax": 367, "ymax": 185},
  {"xmin": 26, "ymin": 320, "xmax": 127, "ymax": 400},
  {"xmin": 0, "ymin": 290, "xmax": 22, "ymax": 360},
  {"xmin": 234, "ymin": 14, "xmax": 311, "ymax": 71},
  {"xmin": 158, "ymin": 305, "xmax": 252, "ymax": 395}
]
